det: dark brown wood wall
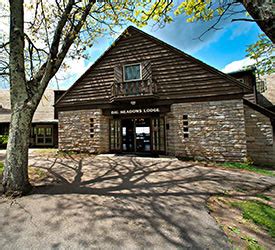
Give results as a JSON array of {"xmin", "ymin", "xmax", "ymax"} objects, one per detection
[{"xmin": 57, "ymin": 27, "xmax": 249, "ymax": 108}]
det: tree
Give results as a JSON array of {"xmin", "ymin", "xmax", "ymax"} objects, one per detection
[
  {"xmin": 166, "ymin": 1, "xmax": 274, "ymax": 84},
  {"xmin": 245, "ymin": 33, "xmax": 274, "ymax": 92},
  {"xmin": 170, "ymin": 0, "xmax": 274, "ymax": 43},
  {"xmin": 138, "ymin": 1, "xmax": 274, "ymax": 76},
  {"xmin": 0, "ymin": 0, "xmax": 174, "ymax": 195},
  {"xmin": 246, "ymin": 34, "xmax": 274, "ymax": 77}
]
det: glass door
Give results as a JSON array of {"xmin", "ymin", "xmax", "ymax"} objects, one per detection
[
  {"xmin": 135, "ymin": 118, "xmax": 151, "ymax": 152},
  {"xmin": 151, "ymin": 117, "xmax": 165, "ymax": 153},
  {"xmin": 121, "ymin": 119, "xmax": 135, "ymax": 152},
  {"xmin": 110, "ymin": 119, "xmax": 121, "ymax": 151}
]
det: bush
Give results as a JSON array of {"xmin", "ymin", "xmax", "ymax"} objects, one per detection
[{"xmin": 0, "ymin": 135, "xmax": 8, "ymax": 147}]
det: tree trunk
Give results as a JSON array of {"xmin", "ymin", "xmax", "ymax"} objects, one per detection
[
  {"xmin": 241, "ymin": 0, "xmax": 275, "ymax": 43},
  {"xmin": 2, "ymin": 0, "xmax": 34, "ymax": 195},
  {"xmin": 3, "ymin": 106, "xmax": 34, "ymax": 195}
]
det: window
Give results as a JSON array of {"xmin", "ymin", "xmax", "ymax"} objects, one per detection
[
  {"xmin": 183, "ymin": 115, "xmax": 189, "ymax": 139},
  {"xmin": 35, "ymin": 125, "xmax": 53, "ymax": 145},
  {"xmin": 257, "ymin": 79, "xmax": 267, "ymax": 93},
  {"xmin": 90, "ymin": 118, "xmax": 95, "ymax": 138},
  {"xmin": 124, "ymin": 64, "xmax": 141, "ymax": 81}
]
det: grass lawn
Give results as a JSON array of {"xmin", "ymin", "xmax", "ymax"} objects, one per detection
[
  {"xmin": 217, "ymin": 162, "xmax": 275, "ymax": 177},
  {"xmin": 231, "ymin": 200, "xmax": 275, "ymax": 238},
  {"xmin": 208, "ymin": 195, "xmax": 275, "ymax": 249}
]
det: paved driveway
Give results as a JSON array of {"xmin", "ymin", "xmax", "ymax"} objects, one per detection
[{"xmin": 0, "ymin": 153, "xmax": 274, "ymax": 249}]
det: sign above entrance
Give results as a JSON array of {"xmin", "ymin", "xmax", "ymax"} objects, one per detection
[
  {"xmin": 111, "ymin": 108, "xmax": 160, "ymax": 115},
  {"xmin": 102, "ymin": 105, "xmax": 171, "ymax": 116}
]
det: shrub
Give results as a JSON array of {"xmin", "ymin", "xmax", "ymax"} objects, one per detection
[
  {"xmin": 0, "ymin": 135, "xmax": 8, "ymax": 144},
  {"xmin": 0, "ymin": 135, "xmax": 8, "ymax": 147}
]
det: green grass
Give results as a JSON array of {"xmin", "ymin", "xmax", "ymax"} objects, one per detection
[
  {"xmin": 0, "ymin": 161, "xmax": 4, "ymax": 174},
  {"xmin": 218, "ymin": 162, "xmax": 275, "ymax": 177},
  {"xmin": 0, "ymin": 162, "xmax": 3, "ymax": 175},
  {"xmin": 255, "ymin": 193, "xmax": 272, "ymax": 201},
  {"xmin": 231, "ymin": 200, "xmax": 275, "ymax": 238}
]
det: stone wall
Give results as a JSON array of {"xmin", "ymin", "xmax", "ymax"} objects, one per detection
[
  {"xmin": 166, "ymin": 99, "xmax": 247, "ymax": 162},
  {"xmin": 58, "ymin": 109, "xmax": 109, "ymax": 153},
  {"xmin": 244, "ymin": 105, "xmax": 275, "ymax": 165},
  {"xmin": 257, "ymin": 73, "xmax": 275, "ymax": 108}
]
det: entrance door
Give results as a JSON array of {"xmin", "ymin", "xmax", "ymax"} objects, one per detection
[
  {"xmin": 151, "ymin": 117, "xmax": 165, "ymax": 153},
  {"xmin": 110, "ymin": 119, "xmax": 121, "ymax": 151},
  {"xmin": 110, "ymin": 117, "xmax": 165, "ymax": 154},
  {"xmin": 122, "ymin": 119, "xmax": 135, "ymax": 152},
  {"xmin": 121, "ymin": 118, "xmax": 151, "ymax": 153},
  {"xmin": 135, "ymin": 118, "xmax": 151, "ymax": 152}
]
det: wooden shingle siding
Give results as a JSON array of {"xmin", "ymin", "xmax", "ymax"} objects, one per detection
[{"xmin": 56, "ymin": 26, "xmax": 251, "ymax": 108}]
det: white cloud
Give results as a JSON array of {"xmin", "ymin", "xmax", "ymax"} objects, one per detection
[{"xmin": 222, "ymin": 57, "xmax": 255, "ymax": 73}]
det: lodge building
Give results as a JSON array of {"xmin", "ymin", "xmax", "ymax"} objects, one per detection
[
  {"xmin": 0, "ymin": 89, "xmax": 65, "ymax": 148},
  {"xmin": 55, "ymin": 26, "xmax": 275, "ymax": 164}
]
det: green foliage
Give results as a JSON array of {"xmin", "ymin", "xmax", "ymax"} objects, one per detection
[
  {"xmin": 246, "ymin": 34, "xmax": 274, "ymax": 76},
  {"xmin": 174, "ymin": 0, "xmax": 217, "ymax": 22},
  {"xmin": 231, "ymin": 200, "xmax": 275, "ymax": 238},
  {"xmin": 0, "ymin": 162, "xmax": 3, "ymax": 175},
  {"xmin": 218, "ymin": 162, "xmax": 275, "ymax": 177},
  {"xmin": 0, "ymin": 135, "xmax": 8, "ymax": 145}
]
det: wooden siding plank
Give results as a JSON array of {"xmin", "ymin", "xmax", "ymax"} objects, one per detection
[{"xmin": 57, "ymin": 27, "xmax": 247, "ymax": 107}]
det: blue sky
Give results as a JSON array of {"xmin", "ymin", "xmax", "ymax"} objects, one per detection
[
  {"xmin": 0, "ymin": 3, "xmax": 264, "ymax": 90},
  {"xmin": 51, "ymin": 12, "xmax": 263, "ymax": 90}
]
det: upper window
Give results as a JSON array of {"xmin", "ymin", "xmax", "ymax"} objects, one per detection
[{"xmin": 124, "ymin": 64, "xmax": 141, "ymax": 81}]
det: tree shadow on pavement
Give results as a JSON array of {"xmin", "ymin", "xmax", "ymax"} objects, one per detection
[{"xmin": 1, "ymin": 155, "xmax": 274, "ymax": 249}]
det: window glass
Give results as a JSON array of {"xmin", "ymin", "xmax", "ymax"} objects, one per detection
[
  {"xmin": 90, "ymin": 118, "xmax": 95, "ymax": 138},
  {"xmin": 45, "ymin": 137, "xmax": 53, "ymax": 144},
  {"xmin": 183, "ymin": 115, "xmax": 189, "ymax": 139},
  {"xmin": 37, "ymin": 138, "xmax": 44, "ymax": 144},
  {"xmin": 37, "ymin": 128, "xmax": 44, "ymax": 136},
  {"xmin": 45, "ymin": 127, "xmax": 52, "ymax": 136},
  {"xmin": 124, "ymin": 64, "xmax": 141, "ymax": 81}
]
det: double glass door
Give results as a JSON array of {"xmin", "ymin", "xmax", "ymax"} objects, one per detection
[{"xmin": 110, "ymin": 117, "xmax": 165, "ymax": 153}]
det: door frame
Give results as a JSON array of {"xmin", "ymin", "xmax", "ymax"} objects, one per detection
[{"xmin": 109, "ymin": 115, "xmax": 166, "ymax": 154}]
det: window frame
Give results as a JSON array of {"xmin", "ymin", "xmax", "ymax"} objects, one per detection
[
  {"xmin": 90, "ymin": 118, "xmax": 95, "ymax": 139},
  {"xmin": 182, "ymin": 114, "xmax": 189, "ymax": 139},
  {"xmin": 35, "ymin": 125, "xmax": 54, "ymax": 146},
  {"xmin": 123, "ymin": 63, "xmax": 142, "ymax": 82}
]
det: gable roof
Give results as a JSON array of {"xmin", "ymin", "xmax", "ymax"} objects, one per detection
[
  {"xmin": 56, "ymin": 26, "xmax": 252, "ymax": 107},
  {"xmin": 0, "ymin": 89, "xmax": 57, "ymax": 123}
]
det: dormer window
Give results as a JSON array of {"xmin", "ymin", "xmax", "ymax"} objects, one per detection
[{"xmin": 124, "ymin": 64, "xmax": 141, "ymax": 81}]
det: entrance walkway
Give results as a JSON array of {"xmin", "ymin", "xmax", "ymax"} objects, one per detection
[{"xmin": 0, "ymin": 153, "xmax": 274, "ymax": 249}]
